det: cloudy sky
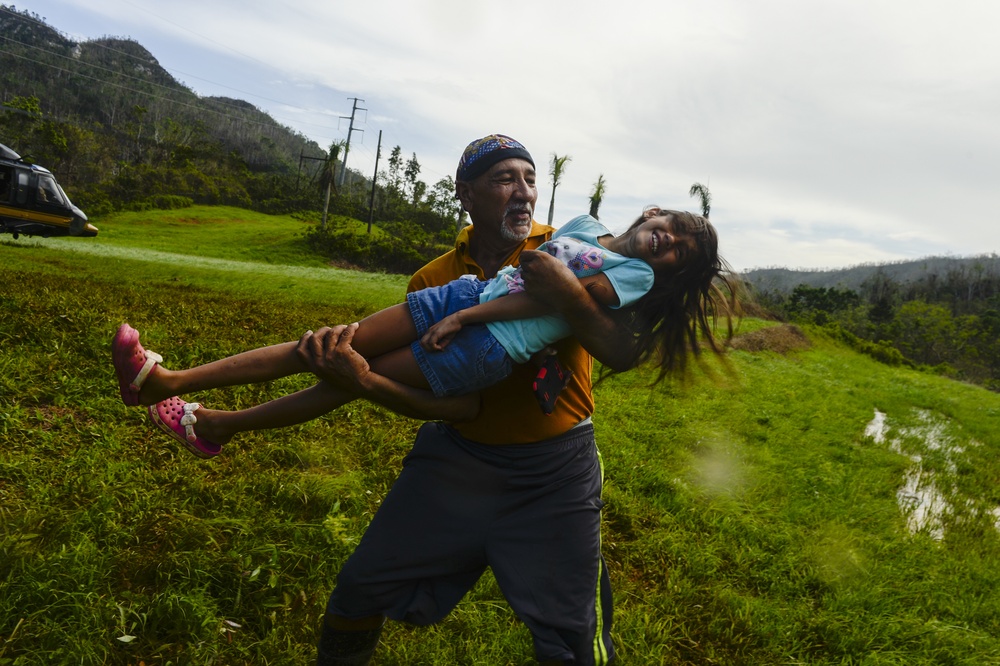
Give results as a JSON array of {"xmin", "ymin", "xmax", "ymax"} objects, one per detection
[{"xmin": 14, "ymin": 0, "xmax": 1000, "ymax": 272}]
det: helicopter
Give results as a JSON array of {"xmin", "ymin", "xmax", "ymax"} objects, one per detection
[{"xmin": 0, "ymin": 142, "xmax": 97, "ymax": 239}]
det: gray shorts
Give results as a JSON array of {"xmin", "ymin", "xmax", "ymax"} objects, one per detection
[{"xmin": 326, "ymin": 422, "xmax": 615, "ymax": 664}]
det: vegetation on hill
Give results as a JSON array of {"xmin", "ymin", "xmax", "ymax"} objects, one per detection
[
  {"xmin": 0, "ymin": 4, "xmax": 463, "ymax": 273},
  {"xmin": 744, "ymin": 255, "xmax": 1000, "ymax": 294},
  {"xmin": 747, "ymin": 258, "xmax": 1000, "ymax": 391}
]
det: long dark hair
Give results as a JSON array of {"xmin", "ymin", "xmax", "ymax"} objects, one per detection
[{"xmin": 621, "ymin": 209, "xmax": 740, "ymax": 382}]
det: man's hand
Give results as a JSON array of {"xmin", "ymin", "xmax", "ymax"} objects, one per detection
[
  {"xmin": 518, "ymin": 249, "xmax": 586, "ymax": 309},
  {"xmin": 296, "ymin": 323, "xmax": 480, "ymax": 422},
  {"xmin": 421, "ymin": 313, "xmax": 463, "ymax": 351},
  {"xmin": 518, "ymin": 248, "xmax": 636, "ymax": 371},
  {"xmin": 296, "ymin": 323, "xmax": 372, "ymax": 395}
]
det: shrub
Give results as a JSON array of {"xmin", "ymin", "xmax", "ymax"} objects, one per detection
[
  {"xmin": 124, "ymin": 195, "xmax": 194, "ymax": 212},
  {"xmin": 71, "ymin": 188, "xmax": 116, "ymax": 217},
  {"xmin": 824, "ymin": 323, "xmax": 912, "ymax": 368},
  {"xmin": 304, "ymin": 226, "xmax": 432, "ymax": 275}
]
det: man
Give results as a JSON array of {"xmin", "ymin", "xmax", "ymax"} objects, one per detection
[{"xmin": 301, "ymin": 134, "xmax": 634, "ymax": 665}]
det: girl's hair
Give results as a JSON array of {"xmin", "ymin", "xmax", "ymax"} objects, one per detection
[{"xmin": 622, "ymin": 209, "xmax": 741, "ymax": 382}]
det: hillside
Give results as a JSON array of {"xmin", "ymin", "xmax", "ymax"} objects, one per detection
[
  {"xmin": 743, "ymin": 252, "xmax": 1000, "ymax": 392},
  {"xmin": 1, "ymin": 214, "xmax": 999, "ymax": 664},
  {"xmin": 743, "ymin": 253, "xmax": 1000, "ymax": 293},
  {"xmin": 0, "ymin": 4, "xmax": 464, "ymax": 260},
  {"xmin": 0, "ymin": 4, "xmax": 322, "ymax": 171},
  {"xmin": 0, "ymin": 3, "xmax": 335, "ymax": 220}
]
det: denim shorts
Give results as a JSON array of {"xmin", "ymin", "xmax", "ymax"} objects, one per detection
[{"xmin": 406, "ymin": 276, "xmax": 513, "ymax": 397}]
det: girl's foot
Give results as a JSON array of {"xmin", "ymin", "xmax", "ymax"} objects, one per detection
[
  {"xmin": 113, "ymin": 323, "xmax": 160, "ymax": 406},
  {"xmin": 148, "ymin": 397, "xmax": 230, "ymax": 458},
  {"xmin": 179, "ymin": 404, "xmax": 234, "ymax": 447},
  {"xmin": 111, "ymin": 324, "xmax": 176, "ymax": 406}
]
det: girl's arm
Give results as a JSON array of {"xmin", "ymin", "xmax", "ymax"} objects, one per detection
[{"xmin": 420, "ymin": 274, "xmax": 617, "ymax": 351}]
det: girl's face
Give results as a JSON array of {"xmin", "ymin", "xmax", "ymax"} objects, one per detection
[{"xmin": 622, "ymin": 213, "xmax": 699, "ymax": 272}]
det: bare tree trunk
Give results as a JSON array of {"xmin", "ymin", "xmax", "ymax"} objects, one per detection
[{"xmin": 321, "ymin": 179, "xmax": 333, "ymax": 231}]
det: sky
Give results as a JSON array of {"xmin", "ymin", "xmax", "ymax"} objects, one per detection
[{"xmin": 10, "ymin": 0, "xmax": 1000, "ymax": 272}]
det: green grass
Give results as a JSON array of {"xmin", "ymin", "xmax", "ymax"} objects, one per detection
[
  {"xmin": 3, "ymin": 206, "xmax": 408, "ymax": 314},
  {"xmin": 2, "ymin": 208, "xmax": 1000, "ymax": 664}
]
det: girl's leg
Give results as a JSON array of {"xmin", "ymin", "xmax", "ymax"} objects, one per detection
[
  {"xmin": 193, "ymin": 381, "xmax": 354, "ymax": 445},
  {"xmin": 140, "ymin": 304, "xmax": 420, "ymax": 405},
  {"xmin": 141, "ymin": 341, "xmax": 303, "ymax": 405},
  {"xmin": 193, "ymin": 342, "xmax": 477, "ymax": 443},
  {"xmin": 192, "ymin": 346, "xmax": 430, "ymax": 444},
  {"xmin": 160, "ymin": 305, "xmax": 443, "ymax": 442}
]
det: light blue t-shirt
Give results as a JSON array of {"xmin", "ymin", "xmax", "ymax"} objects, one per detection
[{"xmin": 481, "ymin": 215, "xmax": 655, "ymax": 364}]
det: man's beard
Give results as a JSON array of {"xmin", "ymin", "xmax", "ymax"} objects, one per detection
[{"xmin": 500, "ymin": 203, "xmax": 533, "ymax": 242}]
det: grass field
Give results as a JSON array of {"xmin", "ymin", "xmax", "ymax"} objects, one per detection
[{"xmin": 2, "ymin": 208, "xmax": 1000, "ymax": 664}]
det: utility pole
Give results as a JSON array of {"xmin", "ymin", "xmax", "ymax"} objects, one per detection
[
  {"xmin": 338, "ymin": 97, "xmax": 366, "ymax": 188},
  {"xmin": 297, "ymin": 149, "xmax": 327, "ymax": 192},
  {"xmin": 367, "ymin": 130, "xmax": 382, "ymax": 234}
]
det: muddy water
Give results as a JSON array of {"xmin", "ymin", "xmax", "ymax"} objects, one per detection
[{"xmin": 865, "ymin": 408, "xmax": 992, "ymax": 540}]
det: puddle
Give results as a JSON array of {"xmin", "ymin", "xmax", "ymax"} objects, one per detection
[
  {"xmin": 865, "ymin": 408, "xmax": 995, "ymax": 540},
  {"xmin": 896, "ymin": 466, "xmax": 948, "ymax": 540}
]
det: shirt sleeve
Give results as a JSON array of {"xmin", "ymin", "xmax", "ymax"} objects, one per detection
[
  {"xmin": 601, "ymin": 260, "xmax": 655, "ymax": 309},
  {"xmin": 552, "ymin": 214, "xmax": 611, "ymax": 240}
]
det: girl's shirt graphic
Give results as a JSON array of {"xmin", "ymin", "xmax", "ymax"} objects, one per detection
[{"xmin": 481, "ymin": 215, "xmax": 654, "ymax": 364}]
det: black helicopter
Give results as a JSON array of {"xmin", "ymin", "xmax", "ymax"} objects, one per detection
[{"xmin": 0, "ymin": 142, "xmax": 97, "ymax": 238}]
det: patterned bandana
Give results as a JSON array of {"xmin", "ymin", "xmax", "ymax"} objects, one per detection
[{"xmin": 455, "ymin": 134, "xmax": 535, "ymax": 182}]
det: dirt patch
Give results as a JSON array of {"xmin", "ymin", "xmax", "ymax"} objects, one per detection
[
  {"xmin": 326, "ymin": 257, "xmax": 369, "ymax": 272},
  {"xmin": 729, "ymin": 324, "xmax": 811, "ymax": 354},
  {"xmin": 31, "ymin": 404, "xmax": 78, "ymax": 431}
]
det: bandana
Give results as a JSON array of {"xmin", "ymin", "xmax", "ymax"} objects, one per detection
[{"xmin": 455, "ymin": 134, "xmax": 534, "ymax": 182}]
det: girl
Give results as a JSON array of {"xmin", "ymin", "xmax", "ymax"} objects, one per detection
[{"xmin": 112, "ymin": 207, "xmax": 738, "ymax": 458}]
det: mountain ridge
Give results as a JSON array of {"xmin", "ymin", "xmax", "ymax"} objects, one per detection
[{"xmin": 743, "ymin": 253, "xmax": 1000, "ymax": 293}]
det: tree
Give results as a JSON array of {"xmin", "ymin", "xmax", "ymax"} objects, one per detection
[
  {"xmin": 319, "ymin": 141, "xmax": 343, "ymax": 231},
  {"xmin": 862, "ymin": 267, "xmax": 900, "ymax": 326},
  {"xmin": 427, "ymin": 176, "xmax": 464, "ymax": 233},
  {"xmin": 404, "ymin": 152, "xmax": 422, "ymax": 206},
  {"xmin": 689, "ymin": 182, "xmax": 712, "ymax": 218},
  {"xmin": 547, "ymin": 153, "xmax": 572, "ymax": 225},
  {"xmin": 588, "ymin": 174, "xmax": 606, "ymax": 219},
  {"xmin": 0, "ymin": 96, "xmax": 43, "ymax": 152},
  {"xmin": 386, "ymin": 146, "xmax": 403, "ymax": 194},
  {"xmin": 889, "ymin": 301, "xmax": 957, "ymax": 367},
  {"xmin": 786, "ymin": 284, "xmax": 861, "ymax": 324}
]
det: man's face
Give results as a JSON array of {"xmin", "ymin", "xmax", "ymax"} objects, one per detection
[{"xmin": 460, "ymin": 158, "xmax": 538, "ymax": 243}]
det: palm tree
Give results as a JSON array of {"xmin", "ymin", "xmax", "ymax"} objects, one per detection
[
  {"xmin": 320, "ymin": 141, "xmax": 344, "ymax": 231},
  {"xmin": 547, "ymin": 153, "xmax": 572, "ymax": 225},
  {"xmin": 588, "ymin": 174, "xmax": 607, "ymax": 219},
  {"xmin": 689, "ymin": 182, "xmax": 712, "ymax": 218}
]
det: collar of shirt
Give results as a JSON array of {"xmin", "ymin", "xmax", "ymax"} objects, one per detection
[{"xmin": 454, "ymin": 220, "xmax": 555, "ymax": 279}]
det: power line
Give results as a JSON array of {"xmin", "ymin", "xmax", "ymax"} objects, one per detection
[
  {"xmin": 112, "ymin": 0, "xmax": 279, "ymax": 74},
  {"xmin": 0, "ymin": 5, "xmax": 344, "ymax": 136},
  {"xmin": 0, "ymin": 35, "xmax": 340, "ymax": 136},
  {"xmin": 0, "ymin": 45, "xmax": 341, "ymax": 143},
  {"xmin": 0, "ymin": 6, "xmax": 441, "ymax": 183},
  {"xmin": 0, "ymin": 47, "xmax": 238, "ymax": 127}
]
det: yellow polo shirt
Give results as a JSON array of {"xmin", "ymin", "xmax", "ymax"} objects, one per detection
[{"xmin": 407, "ymin": 221, "xmax": 595, "ymax": 444}]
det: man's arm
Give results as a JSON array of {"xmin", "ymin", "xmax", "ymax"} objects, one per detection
[
  {"xmin": 517, "ymin": 249, "xmax": 637, "ymax": 371},
  {"xmin": 296, "ymin": 324, "xmax": 480, "ymax": 422},
  {"xmin": 421, "ymin": 274, "xmax": 618, "ymax": 351}
]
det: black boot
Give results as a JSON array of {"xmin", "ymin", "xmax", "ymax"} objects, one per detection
[{"xmin": 316, "ymin": 617, "xmax": 384, "ymax": 666}]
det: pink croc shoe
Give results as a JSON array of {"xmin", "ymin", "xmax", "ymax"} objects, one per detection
[
  {"xmin": 112, "ymin": 323, "xmax": 162, "ymax": 406},
  {"xmin": 148, "ymin": 397, "xmax": 222, "ymax": 459}
]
